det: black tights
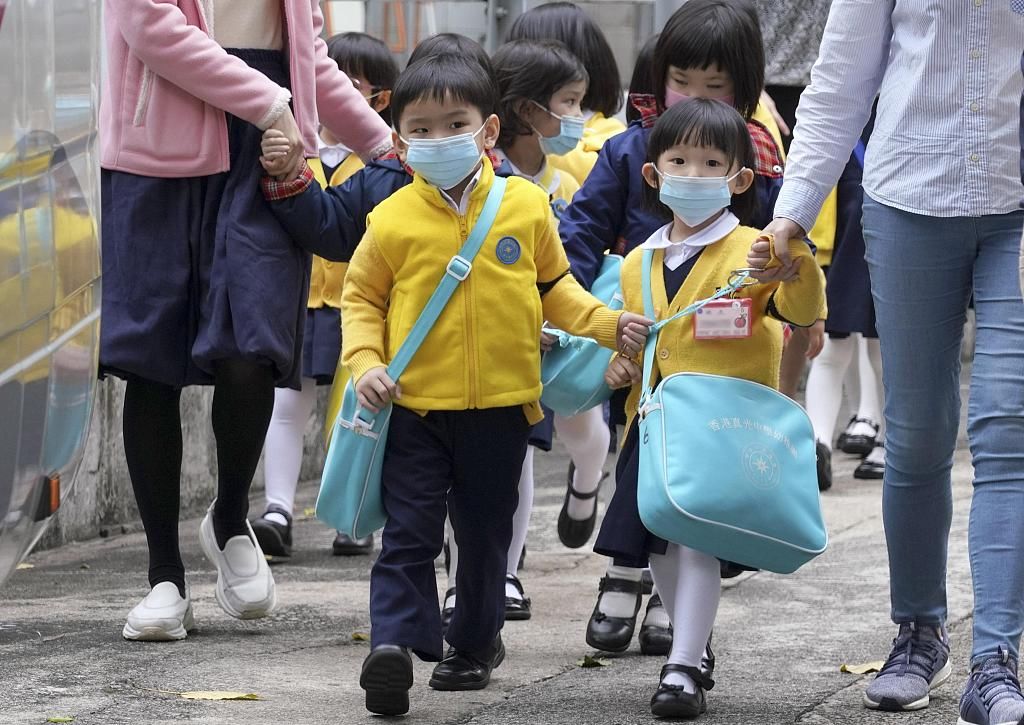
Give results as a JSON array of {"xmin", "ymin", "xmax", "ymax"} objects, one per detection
[{"xmin": 123, "ymin": 360, "xmax": 275, "ymax": 596}]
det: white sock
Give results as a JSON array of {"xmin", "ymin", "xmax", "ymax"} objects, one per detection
[
  {"xmin": 641, "ymin": 585, "xmax": 672, "ymax": 629},
  {"xmin": 649, "ymin": 544, "xmax": 721, "ymax": 692},
  {"xmin": 506, "ymin": 448, "xmax": 535, "ymax": 587},
  {"xmin": 555, "ymin": 407, "xmax": 610, "ymax": 520},
  {"xmin": 263, "ymin": 379, "xmax": 317, "ymax": 517},
  {"xmin": 857, "ymin": 335, "xmax": 883, "ymax": 426},
  {"xmin": 446, "ymin": 517, "xmax": 458, "ymax": 592},
  {"xmin": 597, "ymin": 564, "xmax": 643, "ymax": 618},
  {"xmin": 805, "ymin": 337, "xmax": 856, "ymax": 448}
]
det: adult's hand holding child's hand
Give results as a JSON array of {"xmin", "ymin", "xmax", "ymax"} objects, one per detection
[
  {"xmin": 747, "ymin": 221, "xmax": 804, "ymax": 283},
  {"xmin": 260, "ymin": 129, "xmax": 294, "ymax": 178}
]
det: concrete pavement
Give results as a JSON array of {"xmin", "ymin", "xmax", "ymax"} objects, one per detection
[{"xmin": 1, "ymin": 392, "xmax": 976, "ymax": 725}]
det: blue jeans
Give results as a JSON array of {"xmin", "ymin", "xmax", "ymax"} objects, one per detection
[{"xmin": 862, "ymin": 197, "xmax": 1024, "ymax": 665}]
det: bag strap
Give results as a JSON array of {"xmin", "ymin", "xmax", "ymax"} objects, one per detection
[
  {"xmin": 385, "ymin": 176, "xmax": 508, "ymax": 383},
  {"xmin": 640, "ymin": 249, "xmax": 751, "ymax": 404}
]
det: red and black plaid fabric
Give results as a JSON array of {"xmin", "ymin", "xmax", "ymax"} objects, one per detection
[
  {"xmin": 261, "ymin": 160, "xmax": 315, "ymax": 201},
  {"xmin": 746, "ymin": 120, "xmax": 784, "ymax": 179},
  {"xmin": 628, "ymin": 93, "xmax": 660, "ymax": 128}
]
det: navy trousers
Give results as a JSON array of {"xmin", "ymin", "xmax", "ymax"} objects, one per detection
[{"xmin": 370, "ymin": 404, "xmax": 530, "ymax": 661}]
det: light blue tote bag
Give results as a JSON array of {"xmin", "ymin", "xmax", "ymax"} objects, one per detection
[
  {"xmin": 540, "ymin": 254, "xmax": 623, "ymax": 416},
  {"xmin": 316, "ymin": 177, "xmax": 508, "ymax": 539},
  {"xmin": 635, "ymin": 250, "xmax": 828, "ymax": 574}
]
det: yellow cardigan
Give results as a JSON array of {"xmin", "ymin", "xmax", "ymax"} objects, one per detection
[
  {"xmin": 306, "ymin": 153, "xmax": 364, "ymax": 309},
  {"xmin": 342, "ymin": 161, "xmax": 622, "ymax": 420},
  {"xmin": 619, "ymin": 225, "xmax": 826, "ymax": 430},
  {"xmin": 548, "ymin": 112, "xmax": 627, "ymax": 186}
]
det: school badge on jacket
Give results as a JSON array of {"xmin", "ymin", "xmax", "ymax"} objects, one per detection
[{"xmin": 496, "ymin": 236, "xmax": 521, "ymax": 264}]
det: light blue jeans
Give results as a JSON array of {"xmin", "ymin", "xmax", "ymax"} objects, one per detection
[{"xmin": 863, "ymin": 197, "xmax": 1024, "ymax": 665}]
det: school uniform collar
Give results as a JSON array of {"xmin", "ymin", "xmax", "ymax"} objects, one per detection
[
  {"xmin": 414, "ymin": 157, "xmax": 496, "ymax": 214},
  {"xmin": 317, "ymin": 133, "xmax": 351, "ymax": 170},
  {"xmin": 492, "ymin": 149, "xmax": 560, "ymax": 196},
  {"xmin": 641, "ymin": 212, "xmax": 739, "ymax": 271}
]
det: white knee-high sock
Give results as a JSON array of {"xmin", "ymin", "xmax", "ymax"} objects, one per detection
[
  {"xmin": 649, "ymin": 544, "xmax": 721, "ymax": 692},
  {"xmin": 856, "ymin": 335, "xmax": 882, "ymax": 426},
  {"xmin": 446, "ymin": 517, "xmax": 458, "ymax": 595},
  {"xmin": 805, "ymin": 336, "xmax": 856, "ymax": 448},
  {"xmin": 263, "ymin": 379, "xmax": 317, "ymax": 520},
  {"xmin": 555, "ymin": 407, "xmax": 610, "ymax": 520}
]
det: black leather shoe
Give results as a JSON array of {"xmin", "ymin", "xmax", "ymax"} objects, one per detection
[
  {"xmin": 585, "ymin": 575, "xmax": 642, "ymax": 652},
  {"xmin": 440, "ymin": 587, "xmax": 456, "ymax": 635},
  {"xmin": 641, "ymin": 569, "xmax": 654, "ymax": 595},
  {"xmin": 854, "ymin": 442, "xmax": 885, "ymax": 480},
  {"xmin": 428, "ymin": 635, "xmax": 505, "ymax": 691},
  {"xmin": 702, "ymin": 633, "xmax": 716, "ymax": 680},
  {"xmin": 360, "ymin": 645, "xmax": 413, "ymax": 716},
  {"xmin": 332, "ymin": 531, "xmax": 373, "ymax": 556},
  {"xmin": 557, "ymin": 463, "xmax": 606, "ymax": 549},
  {"xmin": 504, "ymin": 575, "xmax": 532, "ymax": 621},
  {"xmin": 650, "ymin": 664, "xmax": 713, "ymax": 719},
  {"xmin": 638, "ymin": 594, "xmax": 673, "ymax": 656},
  {"xmin": 251, "ymin": 505, "xmax": 292, "ymax": 558},
  {"xmin": 837, "ymin": 416, "xmax": 878, "ymax": 456},
  {"xmin": 816, "ymin": 441, "xmax": 833, "ymax": 491}
]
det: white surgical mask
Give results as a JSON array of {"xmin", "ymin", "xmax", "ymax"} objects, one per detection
[
  {"xmin": 401, "ymin": 125, "xmax": 486, "ymax": 189},
  {"xmin": 656, "ymin": 168, "xmax": 745, "ymax": 226}
]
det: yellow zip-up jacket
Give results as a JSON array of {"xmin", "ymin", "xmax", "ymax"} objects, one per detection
[
  {"xmin": 548, "ymin": 113, "xmax": 627, "ymax": 186},
  {"xmin": 342, "ymin": 161, "xmax": 622, "ymax": 419},
  {"xmin": 306, "ymin": 154, "xmax": 364, "ymax": 309},
  {"xmin": 620, "ymin": 225, "xmax": 826, "ymax": 431}
]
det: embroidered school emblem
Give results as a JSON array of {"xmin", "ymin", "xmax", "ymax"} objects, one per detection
[
  {"xmin": 742, "ymin": 443, "xmax": 781, "ymax": 491},
  {"xmin": 496, "ymin": 236, "xmax": 521, "ymax": 264}
]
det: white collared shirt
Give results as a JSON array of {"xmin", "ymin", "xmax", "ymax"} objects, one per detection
[
  {"xmin": 318, "ymin": 134, "xmax": 351, "ymax": 171},
  {"xmin": 439, "ymin": 165, "xmax": 484, "ymax": 216},
  {"xmin": 641, "ymin": 212, "xmax": 740, "ymax": 271},
  {"xmin": 492, "ymin": 149, "xmax": 560, "ymax": 196}
]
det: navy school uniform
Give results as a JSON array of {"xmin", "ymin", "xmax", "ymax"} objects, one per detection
[
  {"xmin": 100, "ymin": 49, "xmax": 309, "ymax": 389},
  {"xmin": 372, "ymin": 405, "xmax": 531, "ymax": 661}
]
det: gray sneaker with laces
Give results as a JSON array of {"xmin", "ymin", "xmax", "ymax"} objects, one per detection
[
  {"xmin": 958, "ymin": 647, "xmax": 1024, "ymax": 725},
  {"xmin": 863, "ymin": 622, "xmax": 951, "ymax": 711}
]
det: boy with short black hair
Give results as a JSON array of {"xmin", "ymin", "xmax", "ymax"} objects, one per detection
[{"xmin": 264, "ymin": 52, "xmax": 650, "ymax": 716}]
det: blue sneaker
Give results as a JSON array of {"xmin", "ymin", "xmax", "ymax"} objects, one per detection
[
  {"xmin": 863, "ymin": 622, "xmax": 951, "ymax": 711},
  {"xmin": 958, "ymin": 647, "xmax": 1024, "ymax": 725}
]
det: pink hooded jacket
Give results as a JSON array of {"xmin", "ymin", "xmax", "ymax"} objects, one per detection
[{"xmin": 100, "ymin": 0, "xmax": 392, "ymax": 178}]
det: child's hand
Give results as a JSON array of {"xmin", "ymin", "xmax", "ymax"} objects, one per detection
[
  {"xmin": 802, "ymin": 319, "xmax": 826, "ymax": 360},
  {"xmin": 540, "ymin": 331, "xmax": 558, "ymax": 352},
  {"xmin": 617, "ymin": 312, "xmax": 654, "ymax": 359},
  {"xmin": 355, "ymin": 367, "xmax": 401, "ymax": 413},
  {"xmin": 605, "ymin": 355, "xmax": 642, "ymax": 389},
  {"xmin": 747, "ymin": 232, "xmax": 801, "ymax": 283},
  {"xmin": 260, "ymin": 129, "xmax": 293, "ymax": 178}
]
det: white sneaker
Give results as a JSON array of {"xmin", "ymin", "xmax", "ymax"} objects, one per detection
[
  {"xmin": 122, "ymin": 582, "xmax": 194, "ymax": 641},
  {"xmin": 199, "ymin": 503, "xmax": 276, "ymax": 620}
]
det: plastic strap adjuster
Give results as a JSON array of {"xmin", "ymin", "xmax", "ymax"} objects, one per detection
[{"xmin": 446, "ymin": 255, "xmax": 472, "ymax": 281}]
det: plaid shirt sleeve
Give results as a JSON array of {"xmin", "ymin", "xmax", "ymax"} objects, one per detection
[
  {"xmin": 261, "ymin": 161, "xmax": 315, "ymax": 201},
  {"xmin": 746, "ymin": 120, "xmax": 785, "ymax": 179}
]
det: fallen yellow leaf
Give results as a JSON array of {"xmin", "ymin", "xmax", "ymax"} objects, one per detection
[
  {"xmin": 303, "ymin": 507, "xmax": 316, "ymax": 518},
  {"xmin": 16, "ymin": 563, "xmax": 33, "ymax": 570},
  {"xmin": 352, "ymin": 632, "xmax": 370, "ymax": 642},
  {"xmin": 47, "ymin": 718, "xmax": 73, "ymax": 723},
  {"xmin": 577, "ymin": 655, "xmax": 608, "ymax": 668},
  {"xmin": 178, "ymin": 691, "xmax": 262, "ymax": 701},
  {"xmin": 840, "ymin": 661, "xmax": 885, "ymax": 675}
]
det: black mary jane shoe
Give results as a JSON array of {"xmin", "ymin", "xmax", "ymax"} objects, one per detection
[
  {"xmin": 585, "ymin": 575, "xmax": 642, "ymax": 652},
  {"xmin": 854, "ymin": 442, "xmax": 885, "ymax": 480},
  {"xmin": 360, "ymin": 645, "xmax": 413, "ymax": 716},
  {"xmin": 557, "ymin": 463, "xmax": 607, "ymax": 549},
  {"xmin": 837, "ymin": 416, "xmax": 878, "ymax": 456},
  {"xmin": 428, "ymin": 635, "xmax": 505, "ymax": 691},
  {"xmin": 504, "ymin": 574, "xmax": 532, "ymax": 621},
  {"xmin": 638, "ymin": 594, "xmax": 673, "ymax": 656},
  {"xmin": 332, "ymin": 531, "xmax": 374, "ymax": 556},
  {"xmin": 440, "ymin": 587, "xmax": 456, "ymax": 635},
  {"xmin": 650, "ymin": 664, "xmax": 714, "ymax": 719},
  {"xmin": 641, "ymin": 568, "xmax": 654, "ymax": 595},
  {"xmin": 250, "ymin": 505, "xmax": 293, "ymax": 559},
  {"xmin": 816, "ymin": 440, "xmax": 833, "ymax": 492}
]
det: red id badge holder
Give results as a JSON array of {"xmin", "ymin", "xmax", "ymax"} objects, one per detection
[{"xmin": 693, "ymin": 298, "xmax": 753, "ymax": 340}]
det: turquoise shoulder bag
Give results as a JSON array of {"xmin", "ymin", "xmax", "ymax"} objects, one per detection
[
  {"xmin": 316, "ymin": 177, "xmax": 509, "ymax": 539},
  {"xmin": 540, "ymin": 254, "xmax": 623, "ymax": 417},
  {"xmin": 635, "ymin": 249, "xmax": 828, "ymax": 574}
]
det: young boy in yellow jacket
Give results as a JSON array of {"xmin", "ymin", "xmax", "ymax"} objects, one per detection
[{"xmin": 265, "ymin": 52, "xmax": 651, "ymax": 716}]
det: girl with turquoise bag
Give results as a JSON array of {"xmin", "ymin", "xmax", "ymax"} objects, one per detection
[{"xmin": 597, "ymin": 98, "xmax": 824, "ymax": 719}]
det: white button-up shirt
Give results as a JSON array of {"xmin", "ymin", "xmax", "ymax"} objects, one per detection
[{"xmin": 774, "ymin": 1, "xmax": 1024, "ymax": 233}]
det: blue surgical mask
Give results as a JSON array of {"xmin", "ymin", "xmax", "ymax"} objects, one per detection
[
  {"xmin": 401, "ymin": 125, "xmax": 486, "ymax": 189},
  {"xmin": 530, "ymin": 101, "xmax": 585, "ymax": 157},
  {"xmin": 655, "ymin": 168, "xmax": 744, "ymax": 226}
]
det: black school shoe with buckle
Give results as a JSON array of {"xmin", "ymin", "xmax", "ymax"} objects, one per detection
[
  {"xmin": 504, "ymin": 574, "xmax": 532, "ymax": 621},
  {"xmin": 429, "ymin": 634, "xmax": 505, "ymax": 691},
  {"xmin": 586, "ymin": 575, "xmax": 643, "ymax": 652},
  {"xmin": 837, "ymin": 416, "xmax": 879, "ymax": 456},
  {"xmin": 332, "ymin": 531, "xmax": 373, "ymax": 556},
  {"xmin": 360, "ymin": 644, "xmax": 413, "ymax": 716},
  {"xmin": 638, "ymin": 593, "xmax": 673, "ymax": 656},
  {"xmin": 816, "ymin": 441, "xmax": 833, "ymax": 492},
  {"xmin": 650, "ymin": 664, "xmax": 715, "ymax": 719},
  {"xmin": 250, "ymin": 505, "xmax": 292, "ymax": 559},
  {"xmin": 557, "ymin": 463, "xmax": 607, "ymax": 549},
  {"xmin": 441, "ymin": 587, "xmax": 456, "ymax": 635}
]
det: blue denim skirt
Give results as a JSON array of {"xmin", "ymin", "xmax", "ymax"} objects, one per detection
[{"xmin": 99, "ymin": 49, "xmax": 309, "ymax": 389}]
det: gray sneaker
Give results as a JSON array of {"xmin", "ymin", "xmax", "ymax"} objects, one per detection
[
  {"xmin": 958, "ymin": 647, "xmax": 1024, "ymax": 725},
  {"xmin": 863, "ymin": 622, "xmax": 951, "ymax": 711}
]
